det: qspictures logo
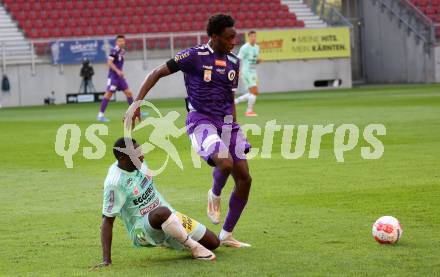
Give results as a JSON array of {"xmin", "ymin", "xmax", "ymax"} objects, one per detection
[{"xmin": 54, "ymin": 100, "xmax": 386, "ymax": 176}]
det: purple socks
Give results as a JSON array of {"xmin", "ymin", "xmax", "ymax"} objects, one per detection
[
  {"xmin": 212, "ymin": 167, "xmax": 229, "ymax": 196},
  {"xmin": 223, "ymin": 191, "xmax": 248, "ymax": 232},
  {"xmin": 212, "ymin": 166, "xmax": 249, "ymax": 232},
  {"xmin": 99, "ymin": 98, "xmax": 109, "ymax": 113},
  {"xmin": 99, "ymin": 96, "xmax": 133, "ymax": 115}
]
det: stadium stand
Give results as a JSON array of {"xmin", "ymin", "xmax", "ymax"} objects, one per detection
[
  {"xmin": 282, "ymin": 0, "xmax": 327, "ymax": 28},
  {"xmin": 0, "ymin": 4, "xmax": 32, "ymax": 64},
  {"xmin": 409, "ymin": 0, "xmax": 440, "ymax": 36},
  {"xmin": 1, "ymin": 0, "xmax": 305, "ymax": 40}
]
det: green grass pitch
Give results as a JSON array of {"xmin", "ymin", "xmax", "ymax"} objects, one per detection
[{"xmin": 0, "ymin": 84, "xmax": 439, "ymax": 276}]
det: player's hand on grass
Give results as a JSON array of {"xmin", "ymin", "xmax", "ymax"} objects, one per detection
[{"xmin": 90, "ymin": 261, "xmax": 111, "ymax": 270}]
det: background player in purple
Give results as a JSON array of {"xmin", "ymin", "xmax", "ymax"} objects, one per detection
[
  {"xmin": 127, "ymin": 14, "xmax": 252, "ymax": 248},
  {"xmin": 97, "ymin": 35, "xmax": 134, "ymax": 122}
]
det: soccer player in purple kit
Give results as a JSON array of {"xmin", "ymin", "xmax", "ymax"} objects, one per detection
[
  {"xmin": 97, "ymin": 35, "xmax": 135, "ymax": 122},
  {"xmin": 127, "ymin": 14, "xmax": 252, "ymax": 248}
]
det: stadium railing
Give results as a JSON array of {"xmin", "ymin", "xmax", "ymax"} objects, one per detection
[
  {"xmin": 373, "ymin": 0, "xmax": 436, "ymax": 50},
  {"xmin": 1, "ymin": 32, "xmax": 226, "ymax": 75},
  {"xmin": 310, "ymin": 0, "xmax": 353, "ymax": 28},
  {"xmin": 0, "ymin": 27, "xmax": 308, "ymax": 75}
]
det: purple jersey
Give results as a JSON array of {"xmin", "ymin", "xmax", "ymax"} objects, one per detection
[
  {"xmin": 108, "ymin": 46, "xmax": 125, "ymax": 79},
  {"xmin": 174, "ymin": 44, "xmax": 240, "ymax": 119}
]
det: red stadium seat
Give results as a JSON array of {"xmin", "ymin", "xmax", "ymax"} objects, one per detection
[
  {"xmin": 426, "ymin": 7, "xmax": 435, "ymax": 14},
  {"xmin": 235, "ymin": 21, "xmax": 244, "ymax": 29},
  {"xmin": 7, "ymin": 0, "xmax": 304, "ymax": 40},
  {"xmin": 105, "ymin": 25, "xmax": 116, "ymax": 35},
  {"xmin": 6, "ymin": 3, "xmax": 20, "ymax": 12},
  {"xmin": 34, "ymin": 20, "xmax": 43, "ymax": 29},
  {"xmin": 48, "ymin": 11, "xmax": 60, "ymax": 20},
  {"xmin": 54, "ymin": 2, "xmax": 63, "ymax": 10},
  {"xmin": 81, "ymin": 9, "xmax": 93, "ymax": 19},
  {"xmin": 159, "ymin": 23, "xmax": 170, "ymax": 33},
  {"xmin": 50, "ymin": 28, "xmax": 61, "ymax": 38},
  {"xmin": 21, "ymin": 2, "xmax": 31, "ymax": 11},
  {"xmin": 46, "ymin": 20, "xmax": 56, "ymax": 29},
  {"xmin": 148, "ymin": 24, "xmax": 159, "ymax": 33},
  {"xmin": 73, "ymin": 29, "xmax": 84, "ymax": 37},
  {"xmin": 179, "ymin": 22, "xmax": 190, "ymax": 32},
  {"xmin": 65, "ymin": 2, "xmax": 74, "ymax": 10}
]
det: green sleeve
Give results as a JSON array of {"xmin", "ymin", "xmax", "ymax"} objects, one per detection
[
  {"xmin": 102, "ymin": 182, "xmax": 127, "ymax": 217},
  {"xmin": 238, "ymin": 44, "xmax": 247, "ymax": 60}
]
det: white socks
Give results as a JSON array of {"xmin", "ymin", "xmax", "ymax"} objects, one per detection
[
  {"xmin": 219, "ymin": 229, "xmax": 232, "ymax": 241},
  {"xmin": 235, "ymin": 93, "xmax": 249, "ymax": 104},
  {"xmin": 235, "ymin": 93, "xmax": 257, "ymax": 112},
  {"xmin": 161, "ymin": 213, "xmax": 198, "ymax": 249},
  {"xmin": 247, "ymin": 93, "xmax": 257, "ymax": 112},
  {"xmin": 98, "ymin": 112, "xmax": 105, "ymax": 117}
]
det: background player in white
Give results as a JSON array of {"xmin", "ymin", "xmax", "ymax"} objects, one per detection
[{"xmin": 235, "ymin": 31, "xmax": 261, "ymax": 117}]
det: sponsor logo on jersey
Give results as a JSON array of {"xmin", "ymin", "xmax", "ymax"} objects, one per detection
[
  {"xmin": 204, "ymin": 70, "xmax": 212, "ymax": 82},
  {"xmin": 202, "ymin": 65, "xmax": 213, "ymax": 70},
  {"xmin": 140, "ymin": 198, "xmax": 160, "ymax": 215},
  {"xmin": 174, "ymin": 52, "xmax": 190, "ymax": 62},
  {"xmin": 215, "ymin": 59, "xmax": 226, "ymax": 67},
  {"xmin": 133, "ymin": 186, "xmax": 155, "ymax": 206},
  {"xmin": 127, "ymin": 178, "xmax": 132, "ymax": 187},
  {"xmin": 228, "ymin": 70, "xmax": 236, "ymax": 81},
  {"xmin": 227, "ymin": 55, "xmax": 238, "ymax": 64},
  {"xmin": 133, "ymin": 186, "xmax": 139, "ymax": 196},
  {"xmin": 216, "ymin": 68, "xmax": 225, "ymax": 74},
  {"xmin": 198, "ymin": 51, "xmax": 210, "ymax": 55}
]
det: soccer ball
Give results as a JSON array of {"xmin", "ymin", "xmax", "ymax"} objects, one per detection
[{"xmin": 372, "ymin": 216, "xmax": 403, "ymax": 244}]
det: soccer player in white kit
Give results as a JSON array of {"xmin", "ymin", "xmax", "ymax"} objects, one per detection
[{"xmin": 235, "ymin": 31, "xmax": 262, "ymax": 117}]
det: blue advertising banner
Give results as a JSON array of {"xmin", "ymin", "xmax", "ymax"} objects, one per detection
[{"xmin": 51, "ymin": 39, "xmax": 115, "ymax": 64}]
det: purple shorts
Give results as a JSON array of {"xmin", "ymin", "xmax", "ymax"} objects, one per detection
[
  {"xmin": 106, "ymin": 77, "xmax": 128, "ymax": 92},
  {"xmin": 186, "ymin": 111, "xmax": 251, "ymax": 166}
]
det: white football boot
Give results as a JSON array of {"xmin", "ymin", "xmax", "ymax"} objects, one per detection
[
  {"xmin": 219, "ymin": 231, "xmax": 251, "ymax": 248},
  {"xmin": 190, "ymin": 243, "xmax": 216, "ymax": 261}
]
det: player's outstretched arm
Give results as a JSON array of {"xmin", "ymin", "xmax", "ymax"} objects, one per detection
[
  {"xmin": 125, "ymin": 64, "xmax": 173, "ymax": 127},
  {"xmin": 94, "ymin": 215, "xmax": 115, "ymax": 268}
]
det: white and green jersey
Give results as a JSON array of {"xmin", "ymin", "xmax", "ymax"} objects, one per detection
[
  {"xmin": 102, "ymin": 162, "xmax": 173, "ymax": 245},
  {"xmin": 238, "ymin": 42, "xmax": 260, "ymax": 73}
]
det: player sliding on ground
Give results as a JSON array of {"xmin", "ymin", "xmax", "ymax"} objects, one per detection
[
  {"xmin": 94, "ymin": 137, "xmax": 219, "ymax": 268},
  {"xmin": 97, "ymin": 35, "xmax": 135, "ymax": 122},
  {"xmin": 127, "ymin": 14, "xmax": 252, "ymax": 248},
  {"xmin": 234, "ymin": 30, "xmax": 261, "ymax": 117}
]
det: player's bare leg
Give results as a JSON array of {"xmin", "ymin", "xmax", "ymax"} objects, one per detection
[
  {"xmin": 208, "ymin": 153, "xmax": 233, "ymax": 224},
  {"xmin": 245, "ymin": 86, "xmax": 258, "ymax": 117},
  {"xmin": 148, "ymin": 206, "xmax": 217, "ymax": 261},
  {"xmin": 97, "ymin": 91, "xmax": 113, "ymax": 122},
  {"xmin": 219, "ymin": 159, "xmax": 252, "ymax": 248},
  {"xmin": 123, "ymin": 89, "xmax": 134, "ymax": 106}
]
